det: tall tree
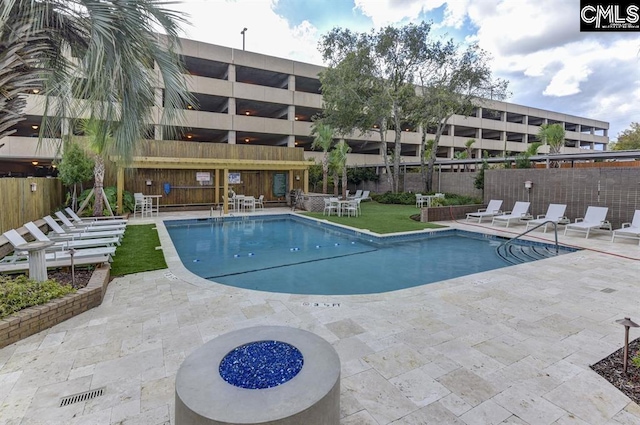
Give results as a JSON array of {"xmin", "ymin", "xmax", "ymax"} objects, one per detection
[
  {"xmin": 329, "ymin": 139, "xmax": 351, "ymax": 198},
  {"xmin": 310, "ymin": 122, "xmax": 335, "ymax": 194},
  {"xmin": 57, "ymin": 141, "xmax": 94, "ymax": 211},
  {"xmin": 537, "ymin": 123, "xmax": 565, "ymax": 168},
  {"xmin": 611, "ymin": 122, "xmax": 640, "ymax": 150},
  {"xmin": 413, "ymin": 44, "xmax": 507, "ymax": 192},
  {"xmin": 319, "ymin": 22, "xmax": 433, "ymax": 193}
]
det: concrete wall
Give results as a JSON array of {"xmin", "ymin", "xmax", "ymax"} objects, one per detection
[
  {"xmin": 484, "ymin": 167, "xmax": 640, "ymax": 229},
  {"xmin": 353, "ymin": 171, "xmax": 482, "ymax": 199}
]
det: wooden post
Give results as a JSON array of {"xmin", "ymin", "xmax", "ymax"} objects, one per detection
[
  {"xmin": 223, "ymin": 169, "xmax": 229, "ymax": 214},
  {"xmin": 117, "ymin": 166, "xmax": 125, "ymax": 215},
  {"xmin": 303, "ymin": 169, "xmax": 309, "ymax": 194},
  {"xmin": 214, "ymin": 169, "xmax": 220, "ymax": 206},
  {"xmin": 289, "ymin": 170, "xmax": 294, "ymax": 191}
]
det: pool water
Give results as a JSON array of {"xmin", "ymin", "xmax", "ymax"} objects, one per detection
[{"xmin": 165, "ymin": 215, "xmax": 575, "ymax": 295}]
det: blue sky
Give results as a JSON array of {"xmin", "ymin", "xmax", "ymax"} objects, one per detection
[{"xmin": 171, "ymin": 0, "xmax": 640, "ymax": 141}]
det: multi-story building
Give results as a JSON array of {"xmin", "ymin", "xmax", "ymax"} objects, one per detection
[{"xmin": 0, "ymin": 37, "xmax": 609, "ymax": 177}]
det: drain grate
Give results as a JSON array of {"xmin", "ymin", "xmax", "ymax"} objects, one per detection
[
  {"xmin": 601, "ymin": 288, "xmax": 616, "ymax": 293},
  {"xmin": 59, "ymin": 387, "xmax": 105, "ymax": 407}
]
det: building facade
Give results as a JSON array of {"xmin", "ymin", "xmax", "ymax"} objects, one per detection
[{"xmin": 1, "ymin": 37, "xmax": 609, "ymax": 177}]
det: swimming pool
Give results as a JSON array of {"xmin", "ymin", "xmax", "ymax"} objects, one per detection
[{"xmin": 165, "ymin": 215, "xmax": 576, "ymax": 295}]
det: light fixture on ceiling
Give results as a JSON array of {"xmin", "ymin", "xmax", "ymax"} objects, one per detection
[
  {"xmin": 244, "ymin": 138, "xmax": 250, "ymax": 143},
  {"xmin": 31, "ymin": 125, "xmax": 39, "ymax": 130},
  {"xmin": 245, "ymin": 111, "xmax": 250, "ymax": 116},
  {"xmin": 187, "ymin": 105, "xmax": 193, "ymax": 110},
  {"xmin": 294, "ymin": 116, "xmax": 299, "ymax": 121},
  {"xmin": 31, "ymin": 161, "xmax": 38, "ymax": 166},
  {"xmin": 32, "ymin": 89, "xmax": 40, "ymax": 94},
  {"xmin": 186, "ymin": 134, "xmax": 193, "ymax": 139}
]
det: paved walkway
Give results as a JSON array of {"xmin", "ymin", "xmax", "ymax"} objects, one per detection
[{"xmin": 1, "ymin": 209, "xmax": 639, "ymax": 425}]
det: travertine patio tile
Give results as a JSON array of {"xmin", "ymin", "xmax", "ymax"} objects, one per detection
[
  {"xmin": 391, "ymin": 401, "xmax": 465, "ymax": 424},
  {"xmin": 341, "ymin": 410, "xmax": 379, "ymax": 425},
  {"xmin": 459, "ymin": 399, "xmax": 512, "ymax": 425},
  {"xmin": 363, "ymin": 344, "xmax": 426, "ymax": 379},
  {"xmin": 327, "ymin": 318, "xmax": 367, "ymax": 339},
  {"xmin": 493, "ymin": 384, "xmax": 565, "ymax": 424},
  {"xmin": 437, "ymin": 367, "xmax": 499, "ymax": 407},
  {"xmin": 342, "ymin": 368, "xmax": 418, "ymax": 424},
  {"xmin": 389, "ymin": 366, "xmax": 450, "ymax": 406},
  {"xmin": 438, "ymin": 392, "xmax": 472, "ymax": 416},
  {"xmin": 544, "ymin": 371, "xmax": 630, "ymax": 424}
]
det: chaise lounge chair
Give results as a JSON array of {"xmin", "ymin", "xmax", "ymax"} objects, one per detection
[
  {"xmin": 611, "ymin": 210, "xmax": 640, "ymax": 245},
  {"xmin": 43, "ymin": 216, "xmax": 125, "ymax": 240},
  {"xmin": 466, "ymin": 200, "xmax": 503, "ymax": 223},
  {"xmin": 25, "ymin": 222, "xmax": 120, "ymax": 249},
  {"xmin": 64, "ymin": 207, "xmax": 127, "ymax": 225},
  {"xmin": 564, "ymin": 206, "xmax": 610, "ymax": 238},
  {"xmin": 525, "ymin": 204, "xmax": 567, "ymax": 233},
  {"xmin": 491, "ymin": 201, "xmax": 531, "ymax": 228},
  {"xmin": 1, "ymin": 229, "xmax": 115, "ymax": 263},
  {"xmin": 54, "ymin": 211, "xmax": 126, "ymax": 232}
]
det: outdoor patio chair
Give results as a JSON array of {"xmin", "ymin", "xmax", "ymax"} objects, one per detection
[
  {"xmin": 323, "ymin": 198, "xmax": 338, "ymax": 216},
  {"xmin": 255, "ymin": 195, "xmax": 265, "ymax": 209},
  {"xmin": 564, "ymin": 206, "xmax": 610, "ymax": 238},
  {"xmin": 466, "ymin": 200, "xmax": 503, "ymax": 223},
  {"xmin": 415, "ymin": 194, "xmax": 425, "ymax": 208},
  {"xmin": 525, "ymin": 204, "xmax": 567, "ymax": 233},
  {"xmin": 133, "ymin": 192, "xmax": 153, "ymax": 218},
  {"xmin": 25, "ymin": 222, "xmax": 120, "ymax": 249},
  {"xmin": 349, "ymin": 190, "xmax": 363, "ymax": 200},
  {"xmin": 611, "ymin": 210, "xmax": 640, "ymax": 245},
  {"xmin": 43, "ymin": 216, "xmax": 125, "ymax": 240},
  {"xmin": 64, "ymin": 207, "xmax": 127, "ymax": 225},
  {"xmin": 360, "ymin": 190, "xmax": 370, "ymax": 200},
  {"xmin": 491, "ymin": 201, "xmax": 531, "ymax": 228}
]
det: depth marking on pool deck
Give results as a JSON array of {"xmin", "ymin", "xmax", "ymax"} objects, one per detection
[{"xmin": 301, "ymin": 302, "xmax": 341, "ymax": 308}]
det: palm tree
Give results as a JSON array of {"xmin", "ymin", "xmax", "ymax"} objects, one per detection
[
  {"xmin": 538, "ymin": 123, "xmax": 565, "ymax": 168},
  {"xmin": 329, "ymin": 139, "xmax": 351, "ymax": 198},
  {"xmin": 464, "ymin": 139, "xmax": 475, "ymax": 172},
  {"xmin": 2, "ymin": 0, "xmax": 192, "ymax": 213},
  {"xmin": 311, "ymin": 122, "xmax": 335, "ymax": 194}
]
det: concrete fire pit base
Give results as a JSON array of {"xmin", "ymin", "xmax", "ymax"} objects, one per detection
[{"xmin": 175, "ymin": 326, "xmax": 340, "ymax": 425}]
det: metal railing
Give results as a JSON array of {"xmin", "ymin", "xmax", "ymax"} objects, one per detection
[{"xmin": 498, "ymin": 220, "xmax": 560, "ymax": 255}]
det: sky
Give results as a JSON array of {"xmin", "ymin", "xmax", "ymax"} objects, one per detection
[{"xmin": 168, "ymin": 0, "xmax": 640, "ymax": 141}]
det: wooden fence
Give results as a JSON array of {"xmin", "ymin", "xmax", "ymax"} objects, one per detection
[{"xmin": 0, "ymin": 178, "xmax": 64, "ymax": 234}]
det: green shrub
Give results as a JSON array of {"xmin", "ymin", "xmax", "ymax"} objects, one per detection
[
  {"xmin": 77, "ymin": 186, "xmax": 135, "ymax": 215},
  {"xmin": 372, "ymin": 191, "xmax": 481, "ymax": 206},
  {"xmin": 0, "ymin": 275, "xmax": 76, "ymax": 319}
]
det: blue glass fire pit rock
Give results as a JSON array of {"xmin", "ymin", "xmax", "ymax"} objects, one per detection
[{"xmin": 219, "ymin": 340, "xmax": 304, "ymax": 389}]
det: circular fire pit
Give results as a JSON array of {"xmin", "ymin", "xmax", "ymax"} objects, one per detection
[{"xmin": 175, "ymin": 326, "xmax": 340, "ymax": 425}]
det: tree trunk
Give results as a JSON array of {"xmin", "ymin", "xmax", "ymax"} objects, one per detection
[
  {"xmin": 93, "ymin": 155, "xmax": 105, "ymax": 216},
  {"xmin": 333, "ymin": 171, "xmax": 339, "ymax": 196},
  {"xmin": 322, "ymin": 154, "xmax": 329, "ymax": 194},
  {"xmin": 420, "ymin": 130, "xmax": 428, "ymax": 192},
  {"xmin": 392, "ymin": 103, "xmax": 402, "ymax": 193},
  {"xmin": 342, "ymin": 167, "xmax": 348, "ymax": 199},
  {"xmin": 378, "ymin": 121, "xmax": 393, "ymax": 193}
]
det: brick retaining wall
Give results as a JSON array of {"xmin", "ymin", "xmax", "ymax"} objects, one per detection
[
  {"xmin": 420, "ymin": 205, "xmax": 485, "ymax": 222},
  {"xmin": 0, "ymin": 265, "xmax": 111, "ymax": 349}
]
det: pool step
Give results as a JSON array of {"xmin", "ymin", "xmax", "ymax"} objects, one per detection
[{"xmin": 496, "ymin": 244, "xmax": 562, "ymax": 265}]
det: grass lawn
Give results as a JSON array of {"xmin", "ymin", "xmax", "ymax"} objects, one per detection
[
  {"xmin": 302, "ymin": 201, "xmax": 447, "ymax": 234},
  {"xmin": 110, "ymin": 224, "xmax": 167, "ymax": 276}
]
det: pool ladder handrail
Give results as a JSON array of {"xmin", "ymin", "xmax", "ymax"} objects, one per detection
[{"xmin": 498, "ymin": 220, "xmax": 560, "ymax": 255}]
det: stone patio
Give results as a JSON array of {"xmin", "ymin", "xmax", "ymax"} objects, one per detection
[{"xmin": 0, "ymin": 208, "xmax": 639, "ymax": 425}]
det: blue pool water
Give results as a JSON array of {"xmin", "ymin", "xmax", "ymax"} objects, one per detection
[{"xmin": 165, "ymin": 215, "xmax": 575, "ymax": 295}]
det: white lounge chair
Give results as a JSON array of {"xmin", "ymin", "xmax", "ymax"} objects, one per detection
[
  {"xmin": 1, "ymin": 229, "xmax": 116, "ymax": 263},
  {"xmin": 525, "ymin": 204, "xmax": 567, "ymax": 233},
  {"xmin": 25, "ymin": 222, "xmax": 120, "ymax": 249},
  {"xmin": 64, "ymin": 207, "xmax": 127, "ymax": 225},
  {"xmin": 491, "ymin": 202, "xmax": 531, "ymax": 227},
  {"xmin": 466, "ymin": 200, "xmax": 503, "ymax": 223},
  {"xmin": 349, "ymin": 190, "xmax": 362, "ymax": 200},
  {"xmin": 43, "ymin": 216, "xmax": 125, "ymax": 240},
  {"xmin": 360, "ymin": 190, "xmax": 370, "ymax": 201},
  {"xmin": 0, "ymin": 254, "xmax": 110, "ymax": 274},
  {"xmin": 54, "ymin": 211, "xmax": 126, "ymax": 232},
  {"xmin": 611, "ymin": 210, "xmax": 640, "ymax": 245},
  {"xmin": 564, "ymin": 206, "xmax": 610, "ymax": 238}
]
